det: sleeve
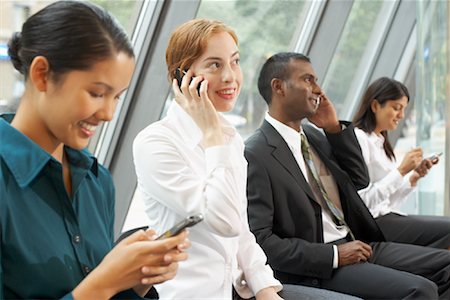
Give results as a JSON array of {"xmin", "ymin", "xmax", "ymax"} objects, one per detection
[
  {"xmin": 234, "ymin": 208, "xmax": 282, "ymax": 298},
  {"xmin": 325, "ymin": 122, "xmax": 370, "ymax": 190},
  {"xmin": 107, "ymin": 177, "xmax": 115, "ymax": 246},
  {"xmin": 132, "ymin": 129, "xmax": 242, "ymax": 237},
  {"xmin": 245, "ymin": 147, "xmax": 335, "ymax": 280},
  {"xmin": 0, "ymin": 227, "xmax": 3, "ymax": 300},
  {"xmin": 60, "ymin": 293, "xmax": 74, "ymax": 300},
  {"xmin": 97, "ymin": 165, "xmax": 116, "ymax": 247},
  {"xmin": 354, "ymin": 129, "xmax": 415, "ymax": 210}
]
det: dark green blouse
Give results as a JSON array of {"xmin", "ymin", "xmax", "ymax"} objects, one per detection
[{"xmin": 0, "ymin": 115, "xmax": 140, "ymax": 299}]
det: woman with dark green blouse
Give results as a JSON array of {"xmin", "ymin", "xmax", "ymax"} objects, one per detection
[{"xmin": 0, "ymin": 1, "xmax": 189, "ymax": 299}]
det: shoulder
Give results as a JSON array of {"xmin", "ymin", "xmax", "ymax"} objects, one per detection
[
  {"xmin": 133, "ymin": 118, "xmax": 180, "ymax": 152},
  {"xmin": 244, "ymin": 128, "xmax": 266, "ymax": 150},
  {"xmin": 353, "ymin": 127, "xmax": 371, "ymax": 151},
  {"xmin": 354, "ymin": 127, "xmax": 369, "ymax": 140}
]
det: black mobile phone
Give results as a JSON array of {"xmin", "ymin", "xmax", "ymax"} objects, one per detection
[
  {"xmin": 174, "ymin": 68, "xmax": 201, "ymax": 95},
  {"xmin": 156, "ymin": 214, "xmax": 204, "ymax": 240}
]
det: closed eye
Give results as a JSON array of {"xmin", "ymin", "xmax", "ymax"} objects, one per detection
[{"xmin": 89, "ymin": 92, "xmax": 104, "ymax": 98}]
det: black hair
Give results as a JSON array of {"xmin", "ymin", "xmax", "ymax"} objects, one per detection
[
  {"xmin": 257, "ymin": 52, "xmax": 310, "ymax": 105},
  {"xmin": 353, "ymin": 77, "xmax": 410, "ymax": 160},
  {"xmin": 7, "ymin": 0, "xmax": 134, "ymax": 82}
]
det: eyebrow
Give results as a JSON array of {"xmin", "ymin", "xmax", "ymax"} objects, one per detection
[
  {"xmin": 92, "ymin": 82, "xmax": 128, "ymax": 95},
  {"xmin": 202, "ymin": 51, "xmax": 240, "ymax": 62},
  {"xmin": 92, "ymin": 82, "xmax": 114, "ymax": 92}
]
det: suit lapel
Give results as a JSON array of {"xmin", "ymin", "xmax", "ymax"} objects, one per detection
[{"xmin": 260, "ymin": 121, "xmax": 316, "ymax": 201}]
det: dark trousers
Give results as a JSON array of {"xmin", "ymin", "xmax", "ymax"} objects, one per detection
[
  {"xmin": 376, "ymin": 213, "xmax": 450, "ymax": 249},
  {"xmin": 320, "ymin": 241, "xmax": 450, "ymax": 299},
  {"xmin": 232, "ymin": 284, "xmax": 360, "ymax": 300}
]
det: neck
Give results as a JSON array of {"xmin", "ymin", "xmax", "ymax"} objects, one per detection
[
  {"xmin": 267, "ymin": 110, "xmax": 302, "ymax": 132},
  {"xmin": 12, "ymin": 96, "xmax": 65, "ymax": 162}
]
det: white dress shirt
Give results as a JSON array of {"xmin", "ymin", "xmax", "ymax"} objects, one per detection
[
  {"xmin": 265, "ymin": 114, "xmax": 347, "ymax": 268},
  {"xmin": 354, "ymin": 128, "xmax": 414, "ymax": 218},
  {"xmin": 133, "ymin": 101, "xmax": 281, "ymax": 299}
]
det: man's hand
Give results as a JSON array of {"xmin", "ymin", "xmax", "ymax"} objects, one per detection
[
  {"xmin": 307, "ymin": 93, "xmax": 340, "ymax": 133},
  {"xmin": 337, "ymin": 240, "xmax": 372, "ymax": 267}
]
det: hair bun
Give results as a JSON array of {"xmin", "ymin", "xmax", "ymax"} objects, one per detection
[{"xmin": 8, "ymin": 32, "xmax": 23, "ymax": 74}]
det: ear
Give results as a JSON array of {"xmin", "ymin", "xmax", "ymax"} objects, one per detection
[
  {"xmin": 370, "ymin": 99, "xmax": 380, "ymax": 113},
  {"xmin": 29, "ymin": 56, "xmax": 50, "ymax": 92},
  {"xmin": 271, "ymin": 78, "xmax": 285, "ymax": 96}
]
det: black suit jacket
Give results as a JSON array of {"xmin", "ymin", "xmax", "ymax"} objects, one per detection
[{"xmin": 245, "ymin": 120, "xmax": 384, "ymax": 285}]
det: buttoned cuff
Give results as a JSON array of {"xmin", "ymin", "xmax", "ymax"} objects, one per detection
[
  {"xmin": 235, "ymin": 265, "xmax": 282, "ymax": 299},
  {"xmin": 333, "ymin": 245, "xmax": 339, "ymax": 269}
]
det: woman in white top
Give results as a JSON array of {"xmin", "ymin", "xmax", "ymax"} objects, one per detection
[
  {"xmin": 353, "ymin": 77, "xmax": 450, "ymax": 249},
  {"xmin": 133, "ymin": 19, "xmax": 360, "ymax": 300}
]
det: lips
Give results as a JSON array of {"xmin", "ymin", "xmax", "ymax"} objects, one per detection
[
  {"xmin": 79, "ymin": 121, "xmax": 98, "ymax": 137},
  {"xmin": 216, "ymin": 88, "xmax": 237, "ymax": 100}
]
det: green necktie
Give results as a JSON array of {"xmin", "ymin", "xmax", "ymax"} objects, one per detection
[{"xmin": 300, "ymin": 133, "xmax": 355, "ymax": 240}]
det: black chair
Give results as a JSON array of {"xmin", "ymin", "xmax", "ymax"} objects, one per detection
[{"xmin": 115, "ymin": 226, "xmax": 149, "ymax": 245}]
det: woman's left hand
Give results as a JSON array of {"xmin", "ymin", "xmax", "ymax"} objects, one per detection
[{"xmin": 255, "ymin": 287, "xmax": 284, "ymax": 300}]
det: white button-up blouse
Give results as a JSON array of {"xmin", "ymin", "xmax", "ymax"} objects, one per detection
[
  {"xmin": 133, "ymin": 101, "xmax": 281, "ymax": 299},
  {"xmin": 354, "ymin": 127, "xmax": 414, "ymax": 218}
]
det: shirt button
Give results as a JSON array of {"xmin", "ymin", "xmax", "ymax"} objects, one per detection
[
  {"xmin": 73, "ymin": 235, "xmax": 81, "ymax": 244},
  {"xmin": 83, "ymin": 265, "xmax": 91, "ymax": 274},
  {"xmin": 312, "ymin": 279, "xmax": 319, "ymax": 286}
]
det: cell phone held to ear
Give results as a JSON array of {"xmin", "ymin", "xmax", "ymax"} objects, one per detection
[
  {"xmin": 156, "ymin": 214, "xmax": 204, "ymax": 240},
  {"xmin": 174, "ymin": 68, "xmax": 202, "ymax": 95}
]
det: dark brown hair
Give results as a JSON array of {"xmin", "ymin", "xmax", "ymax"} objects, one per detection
[{"xmin": 353, "ymin": 77, "xmax": 409, "ymax": 160}]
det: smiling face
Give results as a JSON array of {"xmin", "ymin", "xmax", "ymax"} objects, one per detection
[
  {"xmin": 279, "ymin": 59, "xmax": 322, "ymax": 122},
  {"xmin": 36, "ymin": 52, "xmax": 135, "ymax": 151},
  {"xmin": 189, "ymin": 31, "xmax": 242, "ymax": 112},
  {"xmin": 372, "ymin": 96, "xmax": 408, "ymax": 134}
]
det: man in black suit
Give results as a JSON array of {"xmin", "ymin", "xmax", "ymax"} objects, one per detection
[{"xmin": 245, "ymin": 52, "xmax": 450, "ymax": 299}]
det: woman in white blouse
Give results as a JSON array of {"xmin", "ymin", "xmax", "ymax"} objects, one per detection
[
  {"xmin": 353, "ymin": 77, "xmax": 450, "ymax": 250},
  {"xmin": 133, "ymin": 19, "xmax": 357, "ymax": 300}
]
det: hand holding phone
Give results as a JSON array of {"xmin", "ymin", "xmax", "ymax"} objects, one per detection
[
  {"xmin": 156, "ymin": 214, "xmax": 203, "ymax": 240},
  {"xmin": 427, "ymin": 152, "xmax": 443, "ymax": 162},
  {"xmin": 175, "ymin": 68, "xmax": 202, "ymax": 95}
]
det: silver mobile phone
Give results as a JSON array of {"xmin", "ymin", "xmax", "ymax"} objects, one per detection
[
  {"xmin": 427, "ymin": 152, "xmax": 443, "ymax": 161},
  {"xmin": 156, "ymin": 214, "xmax": 203, "ymax": 240}
]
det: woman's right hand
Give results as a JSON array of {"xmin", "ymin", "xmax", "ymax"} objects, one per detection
[
  {"xmin": 72, "ymin": 229, "xmax": 189, "ymax": 300},
  {"xmin": 173, "ymin": 70, "xmax": 224, "ymax": 148},
  {"xmin": 397, "ymin": 147, "xmax": 422, "ymax": 176}
]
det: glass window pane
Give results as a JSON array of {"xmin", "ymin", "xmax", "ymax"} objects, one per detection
[
  {"xmin": 416, "ymin": 0, "xmax": 447, "ymax": 216},
  {"xmin": 321, "ymin": 0, "xmax": 383, "ymax": 116}
]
